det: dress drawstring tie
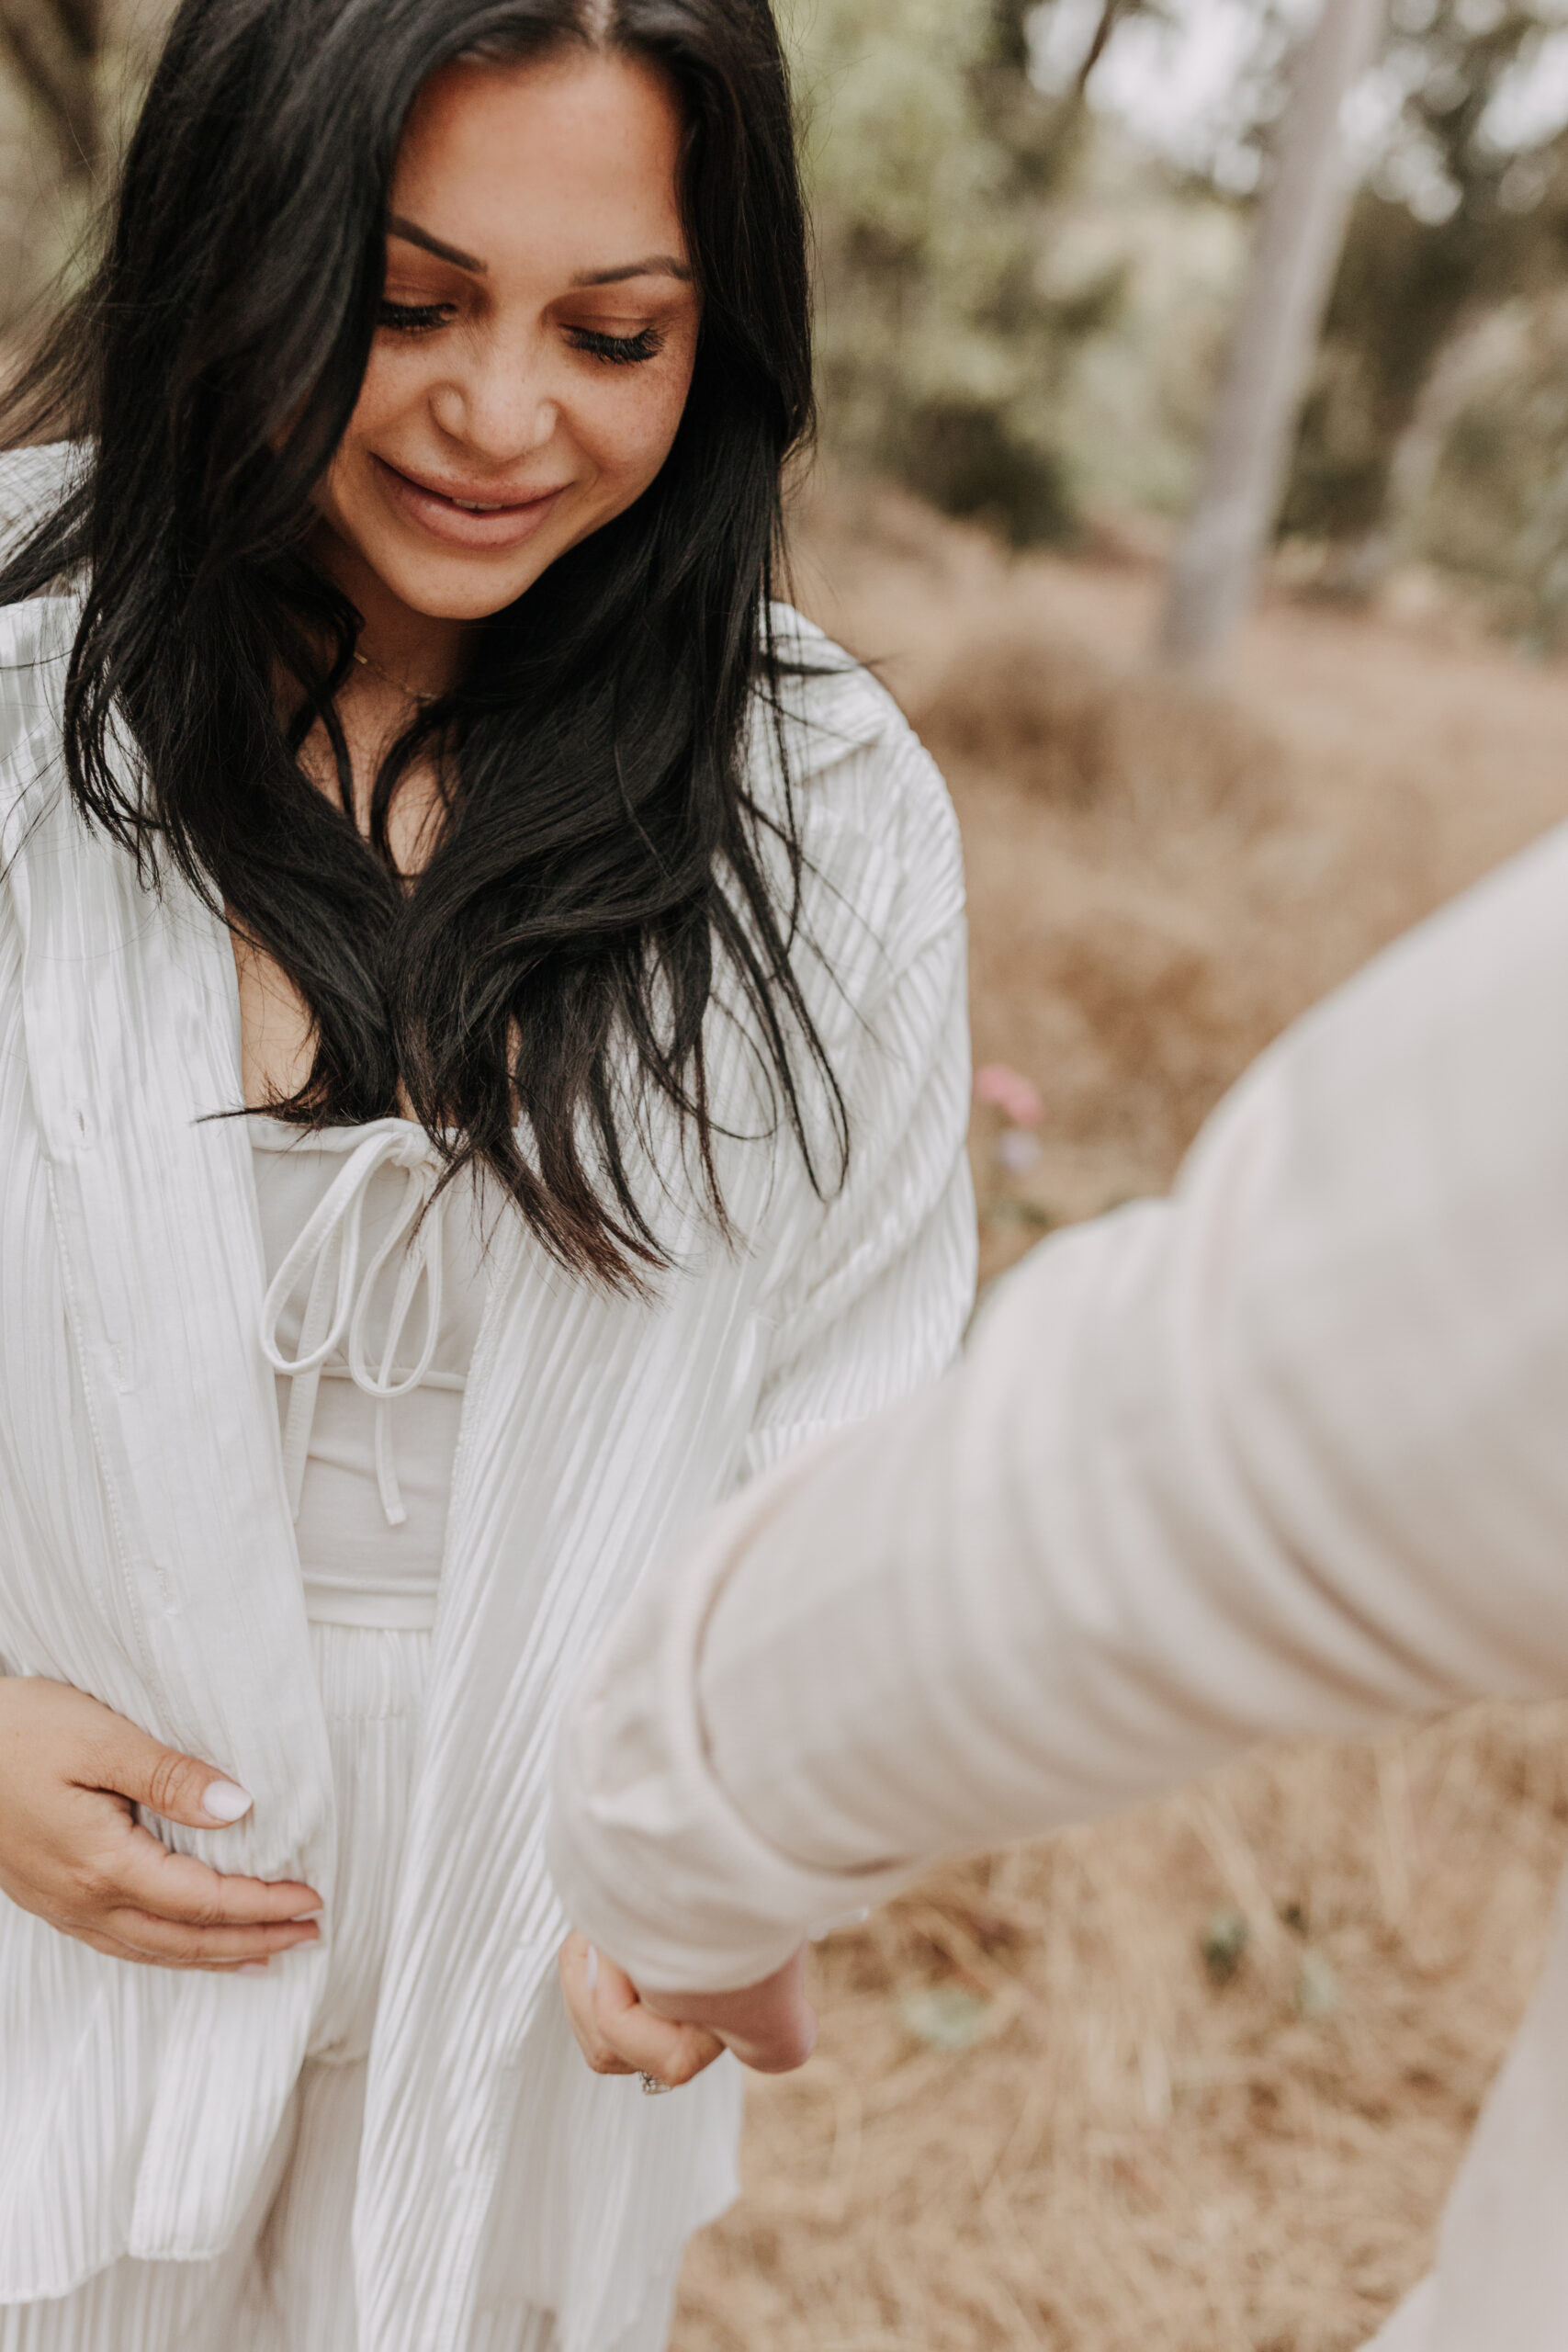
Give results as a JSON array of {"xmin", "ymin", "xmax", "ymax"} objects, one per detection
[{"xmin": 259, "ymin": 1122, "xmax": 456, "ymax": 1528}]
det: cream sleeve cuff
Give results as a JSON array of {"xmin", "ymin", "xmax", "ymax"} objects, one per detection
[{"xmin": 546, "ymin": 1430, "xmax": 919, "ymax": 1995}]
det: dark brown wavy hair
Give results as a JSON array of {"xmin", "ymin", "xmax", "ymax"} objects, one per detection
[{"xmin": 0, "ymin": 0, "xmax": 844, "ymax": 1284}]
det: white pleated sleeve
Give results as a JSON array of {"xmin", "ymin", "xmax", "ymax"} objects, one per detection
[
  {"xmin": 735, "ymin": 628, "xmax": 977, "ymax": 1482},
  {"xmin": 550, "ymin": 815, "xmax": 1568, "ymax": 1994},
  {"xmin": 739, "ymin": 909, "xmax": 976, "ymax": 1483}
]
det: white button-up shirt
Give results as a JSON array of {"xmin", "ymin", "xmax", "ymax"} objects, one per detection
[{"xmin": 0, "ymin": 445, "xmax": 975, "ymax": 2352}]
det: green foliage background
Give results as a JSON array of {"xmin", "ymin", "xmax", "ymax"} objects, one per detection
[
  {"xmin": 787, "ymin": 0, "xmax": 1568, "ymax": 639},
  {"xmin": 784, "ymin": 0, "xmax": 1120, "ymax": 541}
]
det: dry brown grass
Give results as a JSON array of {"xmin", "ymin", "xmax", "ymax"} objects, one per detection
[
  {"xmin": 678, "ymin": 1709, "xmax": 1568, "ymax": 2351},
  {"xmin": 666, "ymin": 475, "xmax": 1568, "ymax": 2352},
  {"xmin": 912, "ymin": 630, "xmax": 1282, "ymax": 834}
]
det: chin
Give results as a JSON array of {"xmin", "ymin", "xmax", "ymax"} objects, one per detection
[
  {"xmin": 400, "ymin": 578, "xmax": 541, "ymax": 623},
  {"xmin": 375, "ymin": 546, "xmax": 554, "ymax": 622}
]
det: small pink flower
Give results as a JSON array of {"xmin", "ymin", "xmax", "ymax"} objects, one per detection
[{"xmin": 974, "ymin": 1063, "xmax": 1043, "ymax": 1129}]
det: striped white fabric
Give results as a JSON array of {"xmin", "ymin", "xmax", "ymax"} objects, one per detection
[
  {"xmin": 0, "ymin": 448, "xmax": 976, "ymax": 2352},
  {"xmin": 2, "ymin": 1627, "xmax": 677, "ymax": 2349}
]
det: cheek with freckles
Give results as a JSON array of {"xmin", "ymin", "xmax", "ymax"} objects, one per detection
[{"xmin": 564, "ymin": 362, "xmax": 695, "ymax": 516}]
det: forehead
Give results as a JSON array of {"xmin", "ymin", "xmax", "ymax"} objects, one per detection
[{"xmin": 390, "ymin": 49, "xmax": 689, "ymax": 275}]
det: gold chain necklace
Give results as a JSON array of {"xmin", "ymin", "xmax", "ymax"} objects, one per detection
[{"xmin": 352, "ymin": 647, "xmax": 442, "ymax": 707}]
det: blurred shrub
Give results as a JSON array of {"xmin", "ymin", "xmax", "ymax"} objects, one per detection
[
  {"xmin": 1414, "ymin": 291, "xmax": 1568, "ymax": 648},
  {"xmin": 897, "ymin": 399, "xmax": 1074, "ymax": 544},
  {"xmin": 785, "ymin": 0, "xmax": 1123, "ymax": 543},
  {"xmin": 911, "ymin": 628, "xmax": 1282, "ymax": 830},
  {"xmin": 1044, "ymin": 134, "xmax": 1248, "ymax": 523}
]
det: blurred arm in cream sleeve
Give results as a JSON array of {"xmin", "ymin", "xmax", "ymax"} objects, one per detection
[{"xmin": 547, "ymin": 817, "xmax": 1568, "ymax": 2007}]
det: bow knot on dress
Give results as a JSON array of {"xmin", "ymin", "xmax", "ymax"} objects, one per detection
[{"xmin": 259, "ymin": 1119, "xmax": 462, "ymax": 1530}]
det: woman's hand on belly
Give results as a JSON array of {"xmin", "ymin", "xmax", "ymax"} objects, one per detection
[
  {"xmin": 0, "ymin": 1678, "xmax": 323, "ymax": 1970},
  {"xmin": 558, "ymin": 1930, "xmax": 726, "ymax": 2089}
]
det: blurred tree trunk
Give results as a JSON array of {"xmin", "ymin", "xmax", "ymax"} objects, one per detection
[
  {"xmin": 0, "ymin": 0, "xmax": 105, "ymax": 177},
  {"xmin": 1160, "ymin": 0, "xmax": 1386, "ymax": 668}
]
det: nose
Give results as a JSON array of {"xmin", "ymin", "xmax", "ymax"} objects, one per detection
[{"xmin": 428, "ymin": 329, "xmax": 559, "ymax": 463}]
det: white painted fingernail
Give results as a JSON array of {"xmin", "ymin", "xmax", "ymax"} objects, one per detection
[
  {"xmin": 202, "ymin": 1780, "xmax": 253, "ymax": 1824},
  {"xmin": 586, "ymin": 1944, "xmax": 599, "ymax": 1993},
  {"xmin": 238, "ymin": 1962, "xmax": 269, "ymax": 1976}
]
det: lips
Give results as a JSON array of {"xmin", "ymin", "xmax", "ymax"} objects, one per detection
[{"xmin": 372, "ymin": 454, "xmax": 569, "ymax": 551}]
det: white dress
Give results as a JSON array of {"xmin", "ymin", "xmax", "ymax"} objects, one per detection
[{"xmin": 1, "ymin": 1119, "xmax": 676, "ymax": 2352}]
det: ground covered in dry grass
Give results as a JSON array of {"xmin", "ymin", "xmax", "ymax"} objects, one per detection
[{"xmin": 668, "ymin": 479, "xmax": 1568, "ymax": 2351}]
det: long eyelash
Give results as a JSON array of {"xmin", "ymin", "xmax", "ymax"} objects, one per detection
[
  {"xmin": 378, "ymin": 300, "xmax": 452, "ymax": 334},
  {"xmin": 569, "ymin": 326, "xmax": 664, "ymax": 367}
]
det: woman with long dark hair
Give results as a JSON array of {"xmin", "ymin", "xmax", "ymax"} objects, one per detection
[{"xmin": 0, "ymin": 0, "xmax": 973, "ymax": 2345}]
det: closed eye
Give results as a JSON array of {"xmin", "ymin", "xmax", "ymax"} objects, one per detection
[
  {"xmin": 568, "ymin": 324, "xmax": 665, "ymax": 366},
  {"xmin": 378, "ymin": 300, "xmax": 456, "ymax": 334}
]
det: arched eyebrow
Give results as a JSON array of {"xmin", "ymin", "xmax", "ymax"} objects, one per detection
[
  {"xmin": 570, "ymin": 255, "xmax": 694, "ymax": 287},
  {"xmin": 387, "ymin": 221, "xmax": 693, "ymax": 288},
  {"xmin": 388, "ymin": 215, "xmax": 486, "ymax": 273}
]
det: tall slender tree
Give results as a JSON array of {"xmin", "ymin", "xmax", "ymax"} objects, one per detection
[{"xmin": 1161, "ymin": 0, "xmax": 1386, "ymax": 667}]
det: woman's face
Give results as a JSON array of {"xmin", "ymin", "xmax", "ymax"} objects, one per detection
[{"xmin": 313, "ymin": 47, "xmax": 700, "ymax": 630}]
